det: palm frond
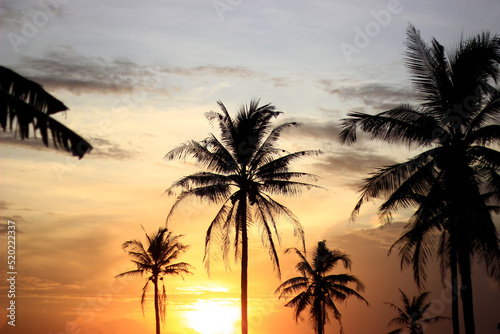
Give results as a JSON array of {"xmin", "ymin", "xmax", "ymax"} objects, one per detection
[
  {"xmin": 467, "ymin": 124, "xmax": 500, "ymax": 147},
  {"xmin": 0, "ymin": 66, "xmax": 92, "ymax": 158},
  {"xmin": 249, "ymin": 121, "xmax": 301, "ymax": 171},
  {"xmin": 166, "ymin": 183, "xmax": 233, "ymax": 222},
  {"xmin": 114, "ymin": 269, "xmax": 145, "ymax": 278},
  {"xmin": 404, "ymin": 24, "xmax": 443, "ymax": 106},
  {"xmin": 257, "ymin": 150, "xmax": 321, "ymax": 175},
  {"xmin": 339, "ymin": 105, "xmax": 441, "ymax": 146},
  {"xmin": 466, "ymin": 90, "xmax": 500, "ymax": 133},
  {"xmin": 275, "ymin": 276, "xmax": 309, "ymax": 297},
  {"xmin": 352, "ymin": 150, "xmax": 437, "ymax": 221}
]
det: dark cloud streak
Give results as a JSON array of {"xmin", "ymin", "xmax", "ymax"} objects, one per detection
[
  {"xmin": 10, "ymin": 49, "xmax": 285, "ymax": 95},
  {"xmin": 318, "ymin": 79, "xmax": 418, "ymax": 112},
  {"xmin": 313, "ymin": 151, "xmax": 396, "ymax": 175}
]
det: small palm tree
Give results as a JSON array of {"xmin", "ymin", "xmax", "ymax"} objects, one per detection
[
  {"xmin": 115, "ymin": 227, "xmax": 193, "ymax": 334},
  {"xmin": 275, "ymin": 241, "xmax": 368, "ymax": 334},
  {"xmin": 165, "ymin": 99, "xmax": 321, "ymax": 334},
  {"xmin": 386, "ymin": 289, "xmax": 450, "ymax": 334},
  {"xmin": 0, "ymin": 66, "xmax": 91, "ymax": 158}
]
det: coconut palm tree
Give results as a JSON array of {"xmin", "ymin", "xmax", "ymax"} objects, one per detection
[
  {"xmin": 386, "ymin": 289, "xmax": 450, "ymax": 334},
  {"xmin": 275, "ymin": 241, "xmax": 368, "ymax": 334},
  {"xmin": 115, "ymin": 227, "xmax": 193, "ymax": 334},
  {"xmin": 0, "ymin": 66, "xmax": 91, "ymax": 158},
  {"xmin": 338, "ymin": 24, "xmax": 500, "ymax": 334},
  {"xmin": 165, "ymin": 99, "xmax": 321, "ymax": 334}
]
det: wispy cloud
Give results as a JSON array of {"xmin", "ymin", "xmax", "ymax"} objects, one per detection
[
  {"xmin": 164, "ymin": 65, "xmax": 262, "ymax": 78},
  {"xmin": 314, "ymin": 150, "xmax": 396, "ymax": 175},
  {"xmin": 0, "ymin": 200, "xmax": 12, "ymax": 211},
  {"xmin": 9, "ymin": 49, "xmax": 280, "ymax": 95},
  {"xmin": 14, "ymin": 276, "xmax": 83, "ymax": 291},
  {"xmin": 0, "ymin": 207, "xmax": 29, "ymax": 233},
  {"xmin": 283, "ymin": 120, "xmax": 395, "ymax": 176},
  {"xmin": 328, "ymin": 222, "xmax": 407, "ymax": 250},
  {"xmin": 294, "ymin": 120, "xmax": 342, "ymax": 142},
  {"xmin": 14, "ymin": 49, "xmax": 160, "ymax": 94},
  {"xmin": 318, "ymin": 79, "xmax": 418, "ymax": 111},
  {"xmin": 87, "ymin": 136, "xmax": 137, "ymax": 160},
  {"xmin": 176, "ymin": 285, "xmax": 229, "ymax": 294}
]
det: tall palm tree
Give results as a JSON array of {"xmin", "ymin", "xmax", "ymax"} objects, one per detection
[
  {"xmin": 115, "ymin": 227, "xmax": 193, "ymax": 334},
  {"xmin": 338, "ymin": 24, "xmax": 500, "ymax": 334},
  {"xmin": 165, "ymin": 99, "xmax": 320, "ymax": 334},
  {"xmin": 386, "ymin": 289, "xmax": 450, "ymax": 334},
  {"xmin": 275, "ymin": 241, "xmax": 368, "ymax": 334},
  {"xmin": 0, "ymin": 66, "xmax": 92, "ymax": 158}
]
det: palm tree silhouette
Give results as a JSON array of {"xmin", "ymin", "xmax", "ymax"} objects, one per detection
[
  {"xmin": 165, "ymin": 99, "xmax": 321, "ymax": 334},
  {"xmin": 115, "ymin": 226, "xmax": 193, "ymax": 334},
  {"xmin": 0, "ymin": 66, "xmax": 92, "ymax": 158},
  {"xmin": 275, "ymin": 241, "xmax": 368, "ymax": 334},
  {"xmin": 386, "ymin": 289, "xmax": 450, "ymax": 334},
  {"xmin": 339, "ymin": 24, "xmax": 500, "ymax": 334}
]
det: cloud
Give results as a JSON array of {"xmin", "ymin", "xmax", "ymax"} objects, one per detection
[
  {"xmin": 0, "ymin": 200, "xmax": 12, "ymax": 211},
  {"xmin": 8, "ymin": 49, "xmax": 272, "ymax": 95},
  {"xmin": 294, "ymin": 120, "xmax": 342, "ymax": 142},
  {"xmin": 318, "ymin": 80, "xmax": 418, "ymax": 111},
  {"xmin": 13, "ymin": 49, "xmax": 160, "ymax": 94},
  {"xmin": 164, "ymin": 65, "xmax": 263, "ymax": 78},
  {"xmin": 285, "ymin": 118, "xmax": 377, "ymax": 146},
  {"xmin": 281, "ymin": 120, "xmax": 395, "ymax": 176},
  {"xmin": 268, "ymin": 77, "xmax": 293, "ymax": 87},
  {"xmin": 0, "ymin": 215, "xmax": 28, "ymax": 233},
  {"xmin": 176, "ymin": 285, "xmax": 229, "ymax": 294},
  {"xmin": 314, "ymin": 150, "xmax": 396, "ymax": 175},
  {"xmin": 327, "ymin": 222, "xmax": 407, "ymax": 250},
  {"xmin": 16, "ymin": 276, "xmax": 83, "ymax": 291},
  {"xmin": 86, "ymin": 136, "xmax": 137, "ymax": 160}
]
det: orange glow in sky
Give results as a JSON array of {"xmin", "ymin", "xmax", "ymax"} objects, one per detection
[{"xmin": 0, "ymin": 1, "xmax": 499, "ymax": 334}]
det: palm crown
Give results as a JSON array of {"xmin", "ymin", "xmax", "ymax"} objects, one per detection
[
  {"xmin": 165, "ymin": 99, "xmax": 320, "ymax": 274},
  {"xmin": 115, "ymin": 227, "xmax": 192, "ymax": 328},
  {"xmin": 275, "ymin": 241, "xmax": 368, "ymax": 334},
  {"xmin": 386, "ymin": 289, "xmax": 450, "ymax": 334}
]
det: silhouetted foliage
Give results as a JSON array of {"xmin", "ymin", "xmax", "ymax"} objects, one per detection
[
  {"xmin": 386, "ymin": 289, "xmax": 450, "ymax": 334},
  {"xmin": 0, "ymin": 66, "xmax": 92, "ymax": 158},
  {"xmin": 115, "ymin": 226, "xmax": 193, "ymax": 334},
  {"xmin": 339, "ymin": 24, "xmax": 500, "ymax": 334},
  {"xmin": 275, "ymin": 241, "xmax": 368, "ymax": 334},
  {"xmin": 165, "ymin": 99, "xmax": 321, "ymax": 334}
]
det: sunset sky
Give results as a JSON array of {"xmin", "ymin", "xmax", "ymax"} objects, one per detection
[{"xmin": 1, "ymin": 0, "xmax": 499, "ymax": 333}]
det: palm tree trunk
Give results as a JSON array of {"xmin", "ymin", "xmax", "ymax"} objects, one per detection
[
  {"xmin": 154, "ymin": 277, "xmax": 161, "ymax": 334},
  {"xmin": 240, "ymin": 195, "xmax": 248, "ymax": 334},
  {"xmin": 451, "ymin": 251, "xmax": 460, "ymax": 334},
  {"xmin": 458, "ymin": 250, "xmax": 475, "ymax": 334},
  {"xmin": 317, "ymin": 305, "xmax": 323, "ymax": 334}
]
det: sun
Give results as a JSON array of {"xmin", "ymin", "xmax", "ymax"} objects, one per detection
[{"xmin": 185, "ymin": 299, "xmax": 240, "ymax": 334}]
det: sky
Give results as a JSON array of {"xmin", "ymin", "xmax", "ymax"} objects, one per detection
[{"xmin": 0, "ymin": 0, "xmax": 499, "ymax": 333}]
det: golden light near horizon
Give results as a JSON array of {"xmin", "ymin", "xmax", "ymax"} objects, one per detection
[{"xmin": 185, "ymin": 299, "xmax": 240, "ymax": 334}]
